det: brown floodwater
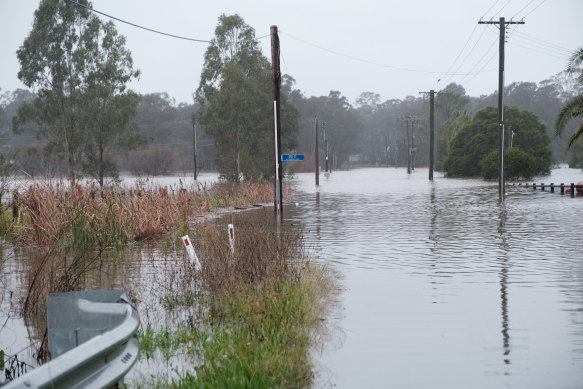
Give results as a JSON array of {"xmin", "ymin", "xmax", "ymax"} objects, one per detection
[
  {"xmin": 2, "ymin": 167, "xmax": 583, "ymax": 388},
  {"xmin": 287, "ymin": 167, "xmax": 583, "ymax": 389}
]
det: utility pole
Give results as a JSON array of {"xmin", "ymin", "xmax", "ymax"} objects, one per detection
[
  {"xmin": 191, "ymin": 113, "xmax": 198, "ymax": 180},
  {"xmin": 429, "ymin": 90, "xmax": 434, "ymax": 180},
  {"xmin": 420, "ymin": 90, "xmax": 435, "ymax": 180},
  {"xmin": 406, "ymin": 117, "xmax": 411, "ymax": 174},
  {"xmin": 325, "ymin": 139, "xmax": 329, "ymax": 173},
  {"xmin": 411, "ymin": 119, "xmax": 416, "ymax": 171},
  {"xmin": 314, "ymin": 116, "xmax": 319, "ymax": 186},
  {"xmin": 479, "ymin": 17, "xmax": 524, "ymax": 201},
  {"xmin": 271, "ymin": 25, "xmax": 282, "ymax": 221}
]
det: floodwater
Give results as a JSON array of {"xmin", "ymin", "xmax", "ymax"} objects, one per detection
[
  {"xmin": 287, "ymin": 167, "xmax": 583, "ymax": 389},
  {"xmin": 2, "ymin": 167, "xmax": 583, "ymax": 388}
]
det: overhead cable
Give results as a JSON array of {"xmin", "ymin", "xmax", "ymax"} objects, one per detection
[
  {"xmin": 281, "ymin": 31, "xmax": 445, "ymax": 75},
  {"xmin": 64, "ymin": 0, "xmax": 211, "ymax": 43}
]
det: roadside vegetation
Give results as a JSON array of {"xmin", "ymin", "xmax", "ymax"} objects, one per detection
[
  {"xmin": 133, "ymin": 210, "xmax": 333, "ymax": 388},
  {"xmin": 1, "ymin": 179, "xmax": 334, "ymax": 387}
]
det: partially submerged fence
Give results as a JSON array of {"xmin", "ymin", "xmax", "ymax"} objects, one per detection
[
  {"xmin": 510, "ymin": 182, "xmax": 583, "ymax": 197},
  {"xmin": 5, "ymin": 290, "xmax": 139, "ymax": 389}
]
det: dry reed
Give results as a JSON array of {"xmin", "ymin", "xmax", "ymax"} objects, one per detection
[{"xmin": 11, "ymin": 178, "xmax": 277, "ymax": 247}]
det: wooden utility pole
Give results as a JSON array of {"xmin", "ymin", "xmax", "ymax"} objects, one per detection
[
  {"xmin": 420, "ymin": 90, "xmax": 436, "ymax": 180},
  {"xmin": 429, "ymin": 90, "xmax": 435, "ymax": 180},
  {"xmin": 411, "ymin": 119, "xmax": 416, "ymax": 171},
  {"xmin": 191, "ymin": 113, "xmax": 198, "ymax": 180},
  {"xmin": 314, "ymin": 116, "xmax": 319, "ymax": 185},
  {"xmin": 271, "ymin": 25, "xmax": 282, "ymax": 220},
  {"xmin": 479, "ymin": 17, "xmax": 524, "ymax": 201},
  {"xmin": 406, "ymin": 118, "xmax": 411, "ymax": 174}
]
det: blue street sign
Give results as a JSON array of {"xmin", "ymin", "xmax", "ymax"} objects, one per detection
[{"xmin": 282, "ymin": 154, "xmax": 304, "ymax": 161}]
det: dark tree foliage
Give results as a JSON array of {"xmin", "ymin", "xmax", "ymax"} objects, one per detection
[
  {"xmin": 443, "ymin": 105, "xmax": 552, "ymax": 179},
  {"xmin": 13, "ymin": 0, "xmax": 140, "ymax": 185},
  {"xmin": 481, "ymin": 148, "xmax": 536, "ymax": 180},
  {"xmin": 195, "ymin": 14, "xmax": 298, "ymax": 182}
]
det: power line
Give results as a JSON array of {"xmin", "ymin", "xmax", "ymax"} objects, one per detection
[
  {"xmin": 522, "ymin": 0, "xmax": 547, "ymax": 18},
  {"xmin": 481, "ymin": 0, "xmax": 502, "ymax": 19},
  {"xmin": 511, "ymin": 30, "xmax": 571, "ymax": 54},
  {"xmin": 64, "ymin": 0, "xmax": 211, "ymax": 43},
  {"xmin": 281, "ymin": 31, "xmax": 450, "ymax": 75},
  {"xmin": 509, "ymin": 40, "xmax": 570, "ymax": 60},
  {"xmin": 444, "ymin": 26, "xmax": 490, "ymax": 85},
  {"xmin": 457, "ymin": 35, "xmax": 500, "ymax": 86},
  {"xmin": 436, "ymin": 0, "xmax": 504, "ymax": 89},
  {"xmin": 492, "ymin": 0, "xmax": 514, "ymax": 18},
  {"xmin": 511, "ymin": 0, "xmax": 537, "ymax": 19}
]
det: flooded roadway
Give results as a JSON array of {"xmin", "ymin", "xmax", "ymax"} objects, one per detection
[
  {"xmin": 1, "ymin": 168, "xmax": 582, "ymax": 388},
  {"xmin": 287, "ymin": 167, "xmax": 583, "ymax": 389}
]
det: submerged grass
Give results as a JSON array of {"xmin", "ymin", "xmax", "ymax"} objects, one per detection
[
  {"xmin": 8, "ymin": 178, "xmax": 276, "ymax": 248},
  {"xmin": 129, "ymin": 210, "xmax": 335, "ymax": 388},
  {"xmin": 181, "ymin": 265, "xmax": 330, "ymax": 389},
  {"xmin": 135, "ymin": 265, "xmax": 331, "ymax": 389},
  {"xmin": 4, "ymin": 178, "xmax": 334, "ymax": 387}
]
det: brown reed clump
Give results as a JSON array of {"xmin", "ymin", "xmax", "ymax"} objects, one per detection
[
  {"xmin": 187, "ymin": 208, "xmax": 306, "ymax": 298},
  {"xmin": 11, "ymin": 178, "xmax": 277, "ymax": 247}
]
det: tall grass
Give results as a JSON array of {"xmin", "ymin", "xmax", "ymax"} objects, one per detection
[
  {"xmin": 10, "ymin": 179, "xmax": 276, "ymax": 247},
  {"xmin": 132, "ymin": 209, "xmax": 335, "ymax": 388},
  {"xmin": 10, "ymin": 178, "xmax": 278, "ymax": 363}
]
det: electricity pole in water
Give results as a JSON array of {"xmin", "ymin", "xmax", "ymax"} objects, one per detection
[
  {"xmin": 479, "ymin": 17, "xmax": 524, "ymax": 201},
  {"xmin": 405, "ymin": 117, "xmax": 411, "ymax": 174},
  {"xmin": 314, "ymin": 116, "xmax": 319, "ymax": 186},
  {"xmin": 271, "ymin": 25, "xmax": 283, "ymax": 221},
  {"xmin": 419, "ymin": 90, "xmax": 435, "ymax": 180},
  {"xmin": 191, "ymin": 113, "xmax": 198, "ymax": 181}
]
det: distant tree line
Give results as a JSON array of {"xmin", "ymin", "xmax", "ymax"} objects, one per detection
[{"xmin": 1, "ymin": 4, "xmax": 582, "ymax": 184}]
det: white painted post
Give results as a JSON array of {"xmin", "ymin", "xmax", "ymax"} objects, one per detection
[
  {"xmin": 273, "ymin": 100, "xmax": 281, "ymax": 219},
  {"xmin": 182, "ymin": 235, "xmax": 201, "ymax": 271},
  {"xmin": 228, "ymin": 224, "xmax": 235, "ymax": 260}
]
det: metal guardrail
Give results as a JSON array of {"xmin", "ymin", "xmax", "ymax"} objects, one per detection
[{"xmin": 5, "ymin": 290, "xmax": 139, "ymax": 389}]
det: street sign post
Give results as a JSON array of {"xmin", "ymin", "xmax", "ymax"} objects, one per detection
[{"xmin": 282, "ymin": 154, "xmax": 304, "ymax": 161}]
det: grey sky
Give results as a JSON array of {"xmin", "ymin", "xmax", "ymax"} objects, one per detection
[{"xmin": 1, "ymin": 0, "xmax": 581, "ymax": 105}]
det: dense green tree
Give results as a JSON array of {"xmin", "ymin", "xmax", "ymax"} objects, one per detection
[
  {"xmin": 196, "ymin": 14, "xmax": 298, "ymax": 182},
  {"xmin": 443, "ymin": 105, "xmax": 551, "ymax": 178},
  {"xmin": 481, "ymin": 148, "xmax": 536, "ymax": 180},
  {"xmin": 80, "ymin": 20, "xmax": 141, "ymax": 186},
  {"xmin": 13, "ymin": 0, "xmax": 140, "ymax": 185}
]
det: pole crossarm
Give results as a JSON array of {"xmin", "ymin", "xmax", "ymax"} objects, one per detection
[{"xmin": 478, "ymin": 20, "xmax": 525, "ymax": 25}]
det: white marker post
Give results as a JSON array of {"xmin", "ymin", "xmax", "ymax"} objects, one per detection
[
  {"xmin": 182, "ymin": 235, "xmax": 201, "ymax": 271},
  {"xmin": 273, "ymin": 100, "xmax": 281, "ymax": 219},
  {"xmin": 228, "ymin": 224, "xmax": 235, "ymax": 260}
]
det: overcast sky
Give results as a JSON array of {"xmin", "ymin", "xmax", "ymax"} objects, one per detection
[{"xmin": 1, "ymin": 0, "xmax": 581, "ymax": 106}]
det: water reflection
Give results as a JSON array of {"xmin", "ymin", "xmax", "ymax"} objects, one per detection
[
  {"xmin": 289, "ymin": 167, "xmax": 583, "ymax": 388},
  {"xmin": 497, "ymin": 203, "xmax": 510, "ymax": 366}
]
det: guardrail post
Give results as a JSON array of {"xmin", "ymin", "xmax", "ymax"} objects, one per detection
[
  {"xmin": 532, "ymin": 183, "xmax": 536, "ymax": 190},
  {"xmin": 571, "ymin": 183, "xmax": 575, "ymax": 197},
  {"xmin": 561, "ymin": 183, "xmax": 565, "ymax": 195},
  {"xmin": 541, "ymin": 183, "xmax": 545, "ymax": 191},
  {"xmin": 550, "ymin": 183, "xmax": 554, "ymax": 193}
]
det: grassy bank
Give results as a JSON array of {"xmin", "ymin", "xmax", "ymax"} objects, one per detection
[
  {"xmin": 137, "ymin": 265, "xmax": 330, "ymax": 388},
  {"xmin": 130, "ymin": 210, "xmax": 333, "ymax": 388}
]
